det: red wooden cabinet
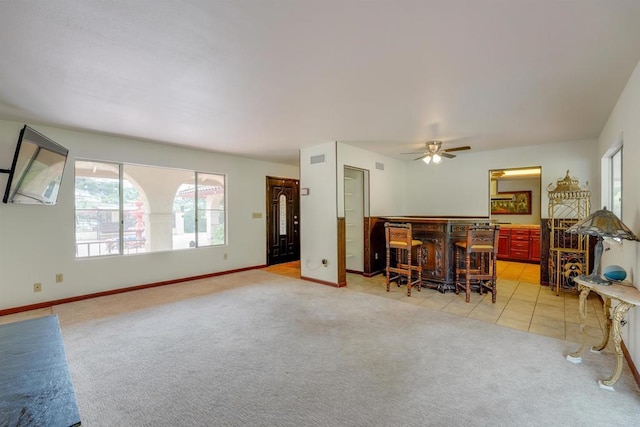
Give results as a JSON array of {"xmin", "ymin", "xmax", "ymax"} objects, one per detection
[
  {"xmin": 497, "ymin": 225, "xmax": 540, "ymax": 263},
  {"xmin": 498, "ymin": 229, "xmax": 511, "ymax": 258},
  {"xmin": 530, "ymin": 229, "xmax": 541, "ymax": 261}
]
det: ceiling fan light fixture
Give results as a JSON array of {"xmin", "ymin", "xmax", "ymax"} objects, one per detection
[{"xmin": 408, "ymin": 140, "xmax": 469, "ymax": 164}]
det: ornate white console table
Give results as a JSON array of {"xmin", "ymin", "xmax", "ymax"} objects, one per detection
[{"xmin": 566, "ymin": 276, "xmax": 640, "ymax": 390}]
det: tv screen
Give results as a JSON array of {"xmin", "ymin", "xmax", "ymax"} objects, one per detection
[{"xmin": 2, "ymin": 125, "xmax": 69, "ymax": 205}]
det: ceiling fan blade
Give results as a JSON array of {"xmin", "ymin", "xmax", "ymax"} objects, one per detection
[
  {"xmin": 443, "ymin": 145, "xmax": 471, "ymax": 153},
  {"xmin": 404, "ymin": 141, "xmax": 469, "ymax": 160}
]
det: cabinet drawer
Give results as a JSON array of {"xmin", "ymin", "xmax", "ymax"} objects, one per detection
[
  {"xmin": 510, "ymin": 249, "xmax": 530, "ymax": 259},
  {"xmin": 511, "ymin": 240, "xmax": 530, "ymax": 250},
  {"xmin": 511, "ymin": 229, "xmax": 530, "ymax": 237}
]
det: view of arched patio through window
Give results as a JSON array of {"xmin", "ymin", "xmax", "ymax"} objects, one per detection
[{"xmin": 74, "ymin": 160, "xmax": 225, "ymax": 258}]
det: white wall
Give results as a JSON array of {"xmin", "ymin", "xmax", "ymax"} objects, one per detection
[
  {"xmin": 403, "ymin": 140, "xmax": 599, "ymax": 218},
  {"xmin": 598, "ymin": 58, "xmax": 640, "ymax": 369},
  {"xmin": 298, "ymin": 142, "xmax": 407, "ymax": 285},
  {"xmin": 299, "ymin": 142, "xmax": 338, "ymax": 283},
  {"xmin": 336, "ymin": 143, "xmax": 406, "ymax": 216},
  {"xmin": 0, "ymin": 119, "xmax": 298, "ymax": 310}
]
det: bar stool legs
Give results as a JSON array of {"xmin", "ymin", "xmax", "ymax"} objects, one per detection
[
  {"xmin": 385, "ymin": 222, "xmax": 423, "ymax": 297},
  {"xmin": 454, "ymin": 225, "xmax": 500, "ymax": 303}
]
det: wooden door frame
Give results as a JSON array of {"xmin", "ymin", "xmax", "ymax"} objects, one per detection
[{"xmin": 265, "ymin": 176, "xmax": 300, "ymax": 266}]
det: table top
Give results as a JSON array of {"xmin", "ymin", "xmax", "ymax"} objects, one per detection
[
  {"xmin": 0, "ymin": 315, "xmax": 81, "ymax": 427},
  {"xmin": 574, "ymin": 276, "xmax": 640, "ymax": 306}
]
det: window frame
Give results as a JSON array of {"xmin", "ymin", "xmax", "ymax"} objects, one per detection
[
  {"xmin": 74, "ymin": 159, "xmax": 226, "ymax": 258},
  {"xmin": 609, "ymin": 146, "xmax": 622, "ymax": 219}
]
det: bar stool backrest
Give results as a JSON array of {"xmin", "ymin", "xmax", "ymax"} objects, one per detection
[
  {"xmin": 385, "ymin": 222, "xmax": 413, "ymax": 249},
  {"xmin": 465, "ymin": 225, "xmax": 500, "ymax": 254}
]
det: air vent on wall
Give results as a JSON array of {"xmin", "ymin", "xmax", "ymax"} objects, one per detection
[
  {"xmin": 375, "ymin": 162, "xmax": 384, "ymax": 171},
  {"xmin": 310, "ymin": 154, "xmax": 325, "ymax": 164}
]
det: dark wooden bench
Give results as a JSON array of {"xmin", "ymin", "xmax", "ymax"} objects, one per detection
[{"xmin": 0, "ymin": 315, "xmax": 81, "ymax": 426}]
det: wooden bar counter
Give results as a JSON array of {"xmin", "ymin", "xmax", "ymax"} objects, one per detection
[{"xmin": 365, "ymin": 217, "xmax": 490, "ymax": 290}]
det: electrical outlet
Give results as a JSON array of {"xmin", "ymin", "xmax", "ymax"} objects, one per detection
[
  {"xmin": 33, "ymin": 283, "xmax": 42, "ymax": 292},
  {"xmin": 56, "ymin": 273, "xmax": 64, "ymax": 283},
  {"xmin": 322, "ymin": 259, "xmax": 328, "ymax": 267},
  {"xmin": 223, "ymin": 253, "xmax": 228, "ymax": 260}
]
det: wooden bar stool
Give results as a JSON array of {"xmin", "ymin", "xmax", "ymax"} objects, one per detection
[
  {"xmin": 385, "ymin": 222, "xmax": 423, "ymax": 296},
  {"xmin": 455, "ymin": 225, "xmax": 500, "ymax": 303}
]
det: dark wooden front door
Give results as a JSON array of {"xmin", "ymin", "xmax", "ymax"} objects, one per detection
[{"xmin": 266, "ymin": 177, "xmax": 300, "ymax": 265}]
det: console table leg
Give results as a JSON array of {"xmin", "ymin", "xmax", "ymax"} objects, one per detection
[
  {"xmin": 567, "ymin": 285, "xmax": 590, "ymax": 363},
  {"xmin": 591, "ymin": 297, "xmax": 611, "ymax": 353},
  {"xmin": 599, "ymin": 302, "xmax": 633, "ymax": 390}
]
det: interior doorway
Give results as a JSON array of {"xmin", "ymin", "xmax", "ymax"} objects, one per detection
[
  {"xmin": 489, "ymin": 166, "xmax": 542, "ymax": 224},
  {"xmin": 489, "ymin": 166, "xmax": 542, "ymax": 282},
  {"xmin": 343, "ymin": 166, "xmax": 369, "ymax": 276},
  {"xmin": 266, "ymin": 177, "xmax": 300, "ymax": 266}
]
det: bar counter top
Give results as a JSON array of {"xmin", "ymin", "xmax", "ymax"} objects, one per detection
[
  {"xmin": 382, "ymin": 216, "xmax": 489, "ymax": 222},
  {"xmin": 383, "ymin": 217, "xmax": 539, "ymax": 229}
]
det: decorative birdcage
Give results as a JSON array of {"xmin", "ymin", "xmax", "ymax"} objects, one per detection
[{"xmin": 547, "ymin": 171, "xmax": 591, "ymax": 294}]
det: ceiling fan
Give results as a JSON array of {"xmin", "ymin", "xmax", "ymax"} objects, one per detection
[{"xmin": 404, "ymin": 141, "xmax": 471, "ymax": 164}]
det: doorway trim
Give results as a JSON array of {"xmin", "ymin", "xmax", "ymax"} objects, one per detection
[{"xmin": 266, "ymin": 176, "xmax": 300, "ymax": 266}]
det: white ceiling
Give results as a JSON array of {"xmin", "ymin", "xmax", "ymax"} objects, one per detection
[{"xmin": 1, "ymin": 1, "xmax": 640, "ymax": 166}]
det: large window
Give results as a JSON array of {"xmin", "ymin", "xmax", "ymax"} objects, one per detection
[
  {"xmin": 75, "ymin": 161, "xmax": 225, "ymax": 258},
  {"xmin": 610, "ymin": 146, "xmax": 622, "ymax": 218}
]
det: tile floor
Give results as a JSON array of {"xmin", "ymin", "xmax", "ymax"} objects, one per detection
[{"xmin": 266, "ymin": 260, "xmax": 607, "ymax": 346}]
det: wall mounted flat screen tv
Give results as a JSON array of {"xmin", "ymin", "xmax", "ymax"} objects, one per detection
[{"xmin": 2, "ymin": 125, "xmax": 69, "ymax": 205}]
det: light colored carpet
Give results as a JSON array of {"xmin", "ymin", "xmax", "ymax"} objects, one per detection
[{"xmin": 55, "ymin": 270, "xmax": 640, "ymax": 426}]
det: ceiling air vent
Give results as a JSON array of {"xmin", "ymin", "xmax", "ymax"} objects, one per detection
[{"xmin": 310, "ymin": 154, "xmax": 325, "ymax": 164}]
